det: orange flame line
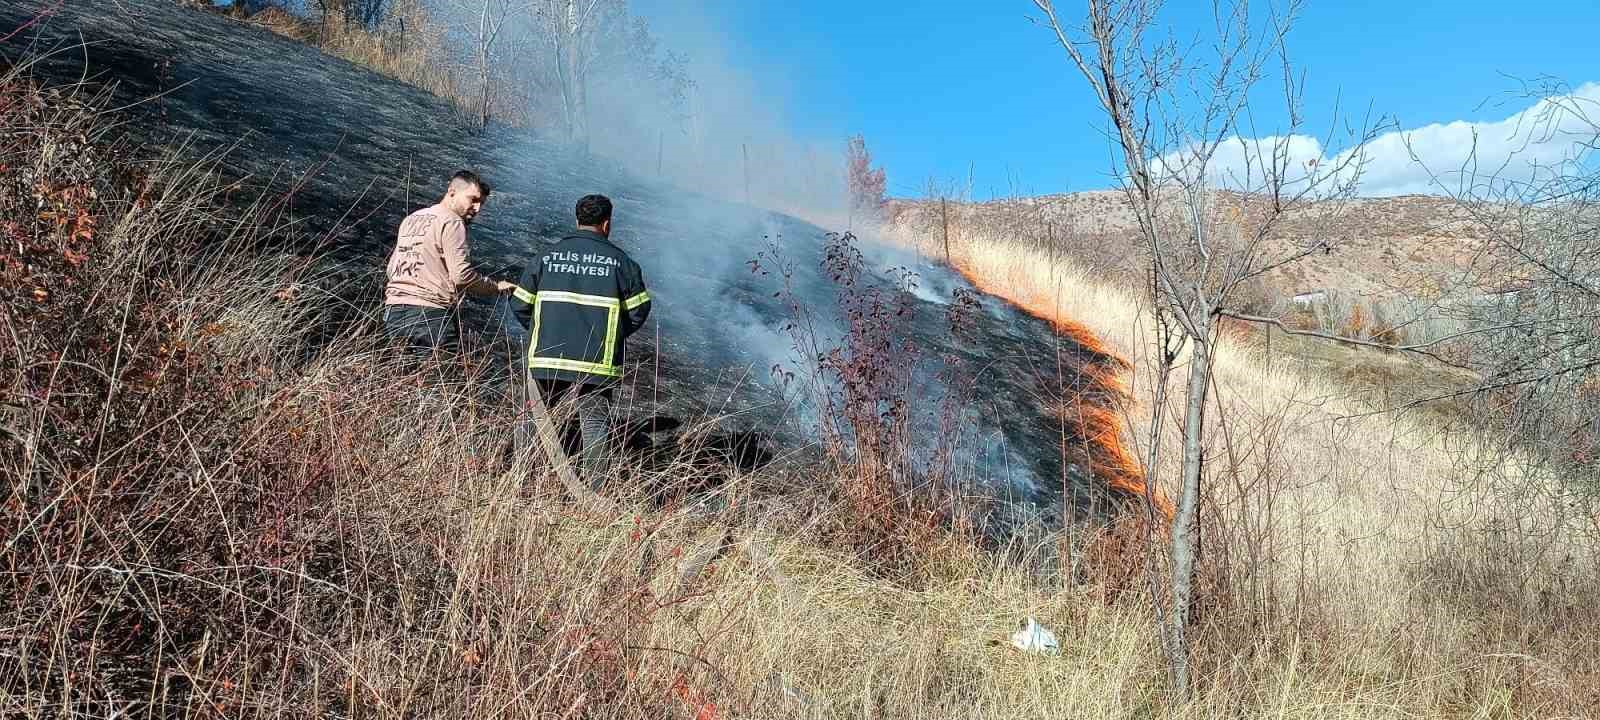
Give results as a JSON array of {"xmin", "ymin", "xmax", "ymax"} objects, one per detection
[{"xmin": 948, "ymin": 261, "xmax": 1175, "ymax": 523}]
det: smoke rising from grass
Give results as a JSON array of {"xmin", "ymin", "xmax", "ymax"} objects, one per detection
[{"xmin": 579, "ymin": 3, "xmax": 852, "ymax": 222}]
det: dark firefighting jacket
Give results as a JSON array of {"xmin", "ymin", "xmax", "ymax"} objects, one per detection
[{"xmin": 510, "ymin": 229, "xmax": 651, "ymax": 384}]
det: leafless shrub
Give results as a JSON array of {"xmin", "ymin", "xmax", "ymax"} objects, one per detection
[{"xmin": 1445, "ymin": 121, "xmax": 1600, "ymax": 495}]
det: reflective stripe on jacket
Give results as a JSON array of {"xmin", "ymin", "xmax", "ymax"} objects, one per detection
[{"xmin": 509, "ymin": 229, "xmax": 651, "ymax": 384}]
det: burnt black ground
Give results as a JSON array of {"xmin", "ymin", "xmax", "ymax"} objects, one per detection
[{"xmin": 0, "ymin": 0, "xmax": 1133, "ymax": 531}]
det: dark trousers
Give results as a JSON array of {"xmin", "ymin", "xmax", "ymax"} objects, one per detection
[
  {"xmin": 514, "ymin": 374, "xmax": 615, "ymax": 486},
  {"xmin": 382, "ymin": 304, "xmax": 458, "ymax": 355}
]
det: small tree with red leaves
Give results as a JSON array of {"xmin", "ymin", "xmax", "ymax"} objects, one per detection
[{"xmin": 846, "ymin": 133, "xmax": 887, "ymax": 218}]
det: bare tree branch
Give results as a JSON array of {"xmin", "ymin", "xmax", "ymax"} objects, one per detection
[{"xmin": 1032, "ymin": 0, "xmax": 1380, "ymax": 701}]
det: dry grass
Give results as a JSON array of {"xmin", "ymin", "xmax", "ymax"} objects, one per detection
[
  {"xmin": 878, "ymin": 210, "xmax": 1600, "ymax": 718},
  {"xmin": 6, "ymin": 45, "xmax": 1600, "ymax": 720}
]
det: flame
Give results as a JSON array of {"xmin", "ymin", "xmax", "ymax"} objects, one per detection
[{"xmin": 947, "ymin": 260, "xmax": 1175, "ymax": 522}]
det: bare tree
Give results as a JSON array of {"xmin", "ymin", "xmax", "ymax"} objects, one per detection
[
  {"xmin": 438, "ymin": 0, "xmax": 524, "ymax": 133},
  {"xmin": 519, "ymin": 1, "xmax": 689, "ymax": 149},
  {"xmin": 346, "ymin": 0, "xmax": 390, "ymax": 28},
  {"xmin": 1030, "ymin": 0, "xmax": 1374, "ymax": 700},
  {"xmin": 311, "ymin": 0, "xmax": 390, "ymax": 32},
  {"xmin": 1420, "ymin": 83, "xmax": 1600, "ymax": 496},
  {"xmin": 526, "ymin": 0, "xmax": 615, "ymax": 147}
]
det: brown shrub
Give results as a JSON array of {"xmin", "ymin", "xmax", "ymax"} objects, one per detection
[
  {"xmin": 0, "ymin": 64, "xmax": 745, "ymax": 718},
  {"xmin": 756, "ymin": 231, "xmax": 986, "ymax": 584}
]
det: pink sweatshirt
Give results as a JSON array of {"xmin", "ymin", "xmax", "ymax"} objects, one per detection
[{"xmin": 383, "ymin": 204, "xmax": 485, "ymax": 309}]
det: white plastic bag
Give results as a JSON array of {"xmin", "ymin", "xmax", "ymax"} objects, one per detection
[{"xmin": 1010, "ymin": 617, "xmax": 1060, "ymax": 655}]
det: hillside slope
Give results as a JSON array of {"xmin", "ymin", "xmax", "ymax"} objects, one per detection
[
  {"xmin": 8, "ymin": 4, "xmax": 1600, "ymax": 719},
  {"xmin": 889, "ymin": 190, "xmax": 1492, "ymax": 299},
  {"xmin": 0, "ymin": 0, "xmax": 1139, "ymax": 528}
]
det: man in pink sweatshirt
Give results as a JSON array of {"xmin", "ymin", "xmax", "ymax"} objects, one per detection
[{"xmin": 382, "ymin": 170, "xmax": 515, "ymax": 352}]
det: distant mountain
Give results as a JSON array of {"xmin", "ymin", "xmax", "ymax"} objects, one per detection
[{"xmin": 888, "ymin": 190, "xmax": 1496, "ymax": 300}]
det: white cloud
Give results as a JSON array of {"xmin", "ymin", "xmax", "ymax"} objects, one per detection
[
  {"xmin": 1154, "ymin": 134, "xmax": 1326, "ymax": 190},
  {"xmin": 1152, "ymin": 83, "xmax": 1600, "ymax": 197}
]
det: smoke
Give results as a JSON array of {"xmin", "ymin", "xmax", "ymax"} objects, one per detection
[
  {"xmin": 580, "ymin": 3, "xmax": 851, "ymax": 223},
  {"xmin": 447, "ymin": 3, "xmax": 1125, "ymax": 520},
  {"xmin": 850, "ymin": 231, "xmax": 962, "ymax": 307}
]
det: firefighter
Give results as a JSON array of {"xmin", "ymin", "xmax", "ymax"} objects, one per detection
[
  {"xmin": 381, "ymin": 170, "xmax": 516, "ymax": 354},
  {"xmin": 509, "ymin": 194, "xmax": 651, "ymax": 484}
]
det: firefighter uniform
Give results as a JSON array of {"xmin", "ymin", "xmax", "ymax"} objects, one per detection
[
  {"xmin": 510, "ymin": 229, "xmax": 651, "ymax": 382},
  {"xmin": 509, "ymin": 229, "xmax": 651, "ymax": 479}
]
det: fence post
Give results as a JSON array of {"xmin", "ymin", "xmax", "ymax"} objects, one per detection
[
  {"xmin": 1265, "ymin": 322, "xmax": 1272, "ymax": 373},
  {"xmin": 1047, "ymin": 219, "xmax": 1058, "ymax": 269},
  {"xmin": 941, "ymin": 197, "xmax": 951, "ymax": 262}
]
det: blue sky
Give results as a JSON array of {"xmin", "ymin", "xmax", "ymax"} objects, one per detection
[{"xmin": 633, "ymin": 0, "xmax": 1600, "ymax": 200}]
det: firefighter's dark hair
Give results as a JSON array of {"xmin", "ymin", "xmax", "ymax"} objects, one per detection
[
  {"xmin": 575, "ymin": 194, "xmax": 612, "ymax": 226},
  {"xmin": 450, "ymin": 170, "xmax": 491, "ymax": 197}
]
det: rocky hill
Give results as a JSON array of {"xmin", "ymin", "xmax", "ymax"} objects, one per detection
[{"xmin": 889, "ymin": 189, "xmax": 1495, "ymax": 300}]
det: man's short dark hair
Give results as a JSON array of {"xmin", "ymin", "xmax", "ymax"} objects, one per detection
[
  {"xmin": 451, "ymin": 169, "xmax": 491, "ymax": 197},
  {"xmin": 575, "ymin": 194, "xmax": 612, "ymax": 226}
]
